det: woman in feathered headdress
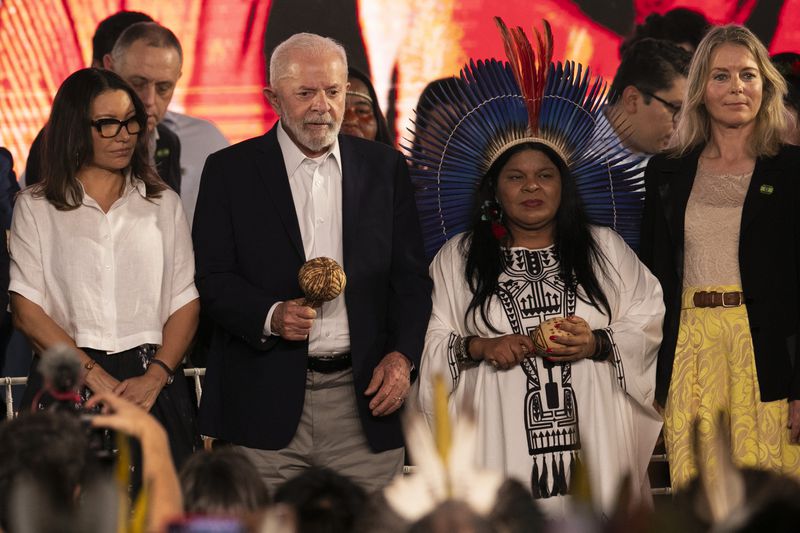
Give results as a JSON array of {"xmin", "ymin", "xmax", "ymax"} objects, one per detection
[{"xmin": 411, "ymin": 19, "xmax": 664, "ymax": 516}]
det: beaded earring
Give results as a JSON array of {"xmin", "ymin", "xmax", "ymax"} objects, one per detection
[{"xmin": 481, "ymin": 200, "xmax": 508, "ymax": 240}]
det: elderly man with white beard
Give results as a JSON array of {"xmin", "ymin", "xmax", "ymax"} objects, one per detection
[{"xmin": 191, "ymin": 33, "xmax": 431, "ymax": 494}]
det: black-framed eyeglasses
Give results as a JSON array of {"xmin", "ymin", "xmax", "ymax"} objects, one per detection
[
  {"xmin": 638, "ymin": 89, "xmax": 682, "ymax": 122},
  {"xmin": 90, "ymin": 117, "xmax": 143, "ymax": 138}
]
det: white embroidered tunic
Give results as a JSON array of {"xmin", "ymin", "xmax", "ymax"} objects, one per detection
[{"xmin": 416, "ymin": 226, "xmax": 664, "ymax": 517}]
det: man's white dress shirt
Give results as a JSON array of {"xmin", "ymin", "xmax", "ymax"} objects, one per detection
[{"xmin": 263, "ymin": 122, "xmax": 351, "ymax": 355}]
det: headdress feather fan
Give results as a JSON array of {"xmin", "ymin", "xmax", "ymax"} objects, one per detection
[{"xmin": 408, "ymin": 18, "xmax": 645, "ymax": 257}]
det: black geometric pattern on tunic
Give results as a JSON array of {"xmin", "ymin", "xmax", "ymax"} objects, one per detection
[
  {"xmin": 446, "ymin": 332, "xmax": 460, "ymax": 387},
  {"xmin": 496, "ymin": 247, "xmax": 580, "ymax": 498}
]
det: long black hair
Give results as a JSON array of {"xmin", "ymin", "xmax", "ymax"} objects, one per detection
[
  {"xmin": 36, "ymin": 68, "xmax": 165, "ymax": 210},
  {"xmin": 462, "ymin": 142, "xmax": 612, "ymax": 332}
]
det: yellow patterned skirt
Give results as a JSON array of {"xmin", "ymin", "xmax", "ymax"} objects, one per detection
[{"xmin": 664, "ymin": 285, "xmax": 800, "ymax": 490}]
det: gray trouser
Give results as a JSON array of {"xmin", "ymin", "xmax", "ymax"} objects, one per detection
[{"xmin": 237, "ymin": 368, "xmax": 404, "ymax": 495}]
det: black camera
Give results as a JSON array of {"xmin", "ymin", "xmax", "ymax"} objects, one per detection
[{"xmin": 36, "ymin": 345, "xmax": 117, "ymax": 460}]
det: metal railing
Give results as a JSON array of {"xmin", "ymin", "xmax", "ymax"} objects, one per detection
[
  {"xmin": 2, "ymin": 376, "xmax": 28, "ymax": 419},
  {"xmin": 2, "ymin": 368, "xmax": 207, "ymax": 418},
  {"xmin": 182, "ymin": 367, "xmax": 206, "ymax": 406}
]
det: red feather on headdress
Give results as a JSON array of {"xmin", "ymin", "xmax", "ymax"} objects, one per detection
[{"xmin": 494, "ymin": 17, "xmax": 553, "ymax": 135}]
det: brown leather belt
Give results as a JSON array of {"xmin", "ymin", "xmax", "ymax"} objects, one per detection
[
  {"xmin": 307, "ymin": 353, "xmax": 352, "ymax": 373},
  {"xmin": 692, "ymin": 291, "xmax": 744, "ymax": 308}
]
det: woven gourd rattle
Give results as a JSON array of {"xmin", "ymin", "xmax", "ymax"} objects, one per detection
[{"xmin": 298, "ymin": 257, "xmax": 346, "ymax": 307}]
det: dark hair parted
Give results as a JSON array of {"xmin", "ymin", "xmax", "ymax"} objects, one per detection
[
  {"xmin": 274, "ymin": 467, "xmax": 366, "ymax": 533},
  {"xmin": 0, "ymin": 411, "xmax": 89, "ymax": 532},
  {"xmin": 461, "ymin": 143, "xmax": 611, "ymax": 332},
  {"xmin": 36, "ymin": 68, "xmax": 165, "ymax": 210},
  {"xmin": 609, "ymin": 38, "xmax": 692, "ymax": 104},
  {"xmin": 179, "ymin": 448, "xmax": 270, "ymax": 515},
  {"xmin": 620, "ymin": 8, "xmax": 710, "ymax": 56},
  {"xmin": 91, "ymin": 10, "xmax": 153, "ymax": 65}
]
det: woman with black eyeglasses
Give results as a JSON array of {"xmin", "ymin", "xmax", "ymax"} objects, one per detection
[{"xmin": 9, "ymin": 68, "xmax": 199, "ymax": 468}]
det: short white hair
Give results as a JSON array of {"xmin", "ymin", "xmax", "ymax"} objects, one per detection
[{"xmin": 269, "ymin": 33, "xmax": 348, "ymax": 86}]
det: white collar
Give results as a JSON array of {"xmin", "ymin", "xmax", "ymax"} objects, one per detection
[{"xmin": 76, "ymin": 169, "xmax": 147, "ymax": 207}]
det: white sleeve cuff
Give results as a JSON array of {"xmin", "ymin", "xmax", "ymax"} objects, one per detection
[{"xmin": 263, "ymin": 301, "xmax": 282, "ymax": 337}]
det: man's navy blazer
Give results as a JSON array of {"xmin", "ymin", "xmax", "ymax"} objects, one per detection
[{"xmin": 192, "ymin": 125, "xmax": 432, "ymax": 451}]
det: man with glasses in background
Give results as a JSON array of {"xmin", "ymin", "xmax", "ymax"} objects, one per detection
[
  {"xmin": 23, "ymin": 13, "xmax": 183, "ymax": 193},
  {"xmin": 603, "ymin": 38, "xmax": 692, "ymax": 160}
]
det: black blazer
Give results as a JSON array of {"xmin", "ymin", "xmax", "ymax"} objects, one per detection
[
  {"xmin": 192, "ymin": 126, "xmax": 432, "ymax": 451},
  {"xmin": 640, "ymin": 144, "xmax": 800, "ymax": 406}
]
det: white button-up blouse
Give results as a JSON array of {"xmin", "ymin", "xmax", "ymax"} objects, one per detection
[{"xmin": 9, "ymin": 176, "xmax": 199, "ymax": 353}]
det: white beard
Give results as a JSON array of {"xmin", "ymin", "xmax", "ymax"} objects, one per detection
[{"xmin": 282, "ymin": 112, "xmax": 341, "ymax": 153}]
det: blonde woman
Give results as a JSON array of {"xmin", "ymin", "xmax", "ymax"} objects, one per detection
[{"xmin": 641, "ymin": 24, "xmax": 800, "ymax": 489}]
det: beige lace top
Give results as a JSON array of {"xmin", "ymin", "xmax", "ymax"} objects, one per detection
[{"xmin": 683, "ymin": 164, "xmax": 753, "ymax": 287}]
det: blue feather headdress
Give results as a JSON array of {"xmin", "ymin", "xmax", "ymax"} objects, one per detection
[{"xmin": 408, "ymin": 18, "xmax": 645, "ymax": 258}]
